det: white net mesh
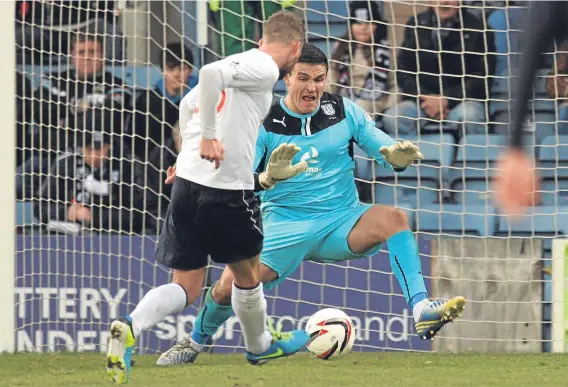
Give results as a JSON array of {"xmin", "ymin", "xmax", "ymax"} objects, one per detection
[{"xmin": 13, "ymin": 0, "xmax": 561, "ymax": 354}]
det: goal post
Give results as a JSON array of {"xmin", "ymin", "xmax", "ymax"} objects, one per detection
[
  {"xmin": 0, "ymin": 0, "xmax": 15, "ymax": 354},
  {"xmin": 9, "ymin": 0, "xmax": 564, "ymax": 354}
]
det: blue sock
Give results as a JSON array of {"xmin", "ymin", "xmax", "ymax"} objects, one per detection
[
  {"xmin": 387, "ymin": 230, "xmax": 428, "ymax": 310},
  {"xmin": 191, "ymin": 283, "xmax": 234, "ymax": 345}
]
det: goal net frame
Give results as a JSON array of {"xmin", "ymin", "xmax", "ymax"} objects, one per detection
[{"xmin": 4, "ymin": 0, "xmax": 563, "ymax": 354}]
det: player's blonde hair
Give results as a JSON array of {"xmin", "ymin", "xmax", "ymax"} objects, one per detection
[{"xmin": 262, "ymin": 10, "xmax": 305, "ymax": 45}]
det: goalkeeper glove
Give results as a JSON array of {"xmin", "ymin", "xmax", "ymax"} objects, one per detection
[
  {"xmin": 259, "ymin": 143, "xmax": 308, "ymax": 189},
  {"xmin": 379, "ymin": 141, "xmax": 424, "ymax": 169}
]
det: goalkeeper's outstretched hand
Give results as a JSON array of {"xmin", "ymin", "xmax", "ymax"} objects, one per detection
[
  {"xmin": 379, "ymin": 141, "xmax": 424, "ymax": 169},
  {"xmin": 259, "ymin": 143, "xmax": 308, "ymax": 189}
]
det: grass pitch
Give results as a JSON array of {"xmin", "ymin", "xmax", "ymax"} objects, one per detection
[{"xmin": 0, "ymin": 352, "xmax": 566, "ymax": 387}]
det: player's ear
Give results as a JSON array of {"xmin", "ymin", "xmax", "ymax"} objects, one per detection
[
  {"xmin": 258, "ymin": 38, "xmax": 264, "ymax": 47},
  {"xmin": 294, "ymin": 41, "xmax": 302, "ymax": 56}
]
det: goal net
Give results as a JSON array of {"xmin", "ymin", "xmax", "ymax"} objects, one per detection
[{"xmin": 11, "ymin": 0, "xmax": 561, "ymax": 354}]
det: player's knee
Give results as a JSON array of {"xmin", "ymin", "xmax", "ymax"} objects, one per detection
[
  {"xmin": 386, "ymin": 207, "xmax": 410, "ymax": 235},
  {"xmin": 213, "ymin": 274, "xmax": 234, "ymax": 306},
  {"xmin": 173, "ymin": 280, "xmax": 201, "ymax": 306},
  {"xmin": 172, "ymin": 269, "xmax": 205, "ymax": 305}
]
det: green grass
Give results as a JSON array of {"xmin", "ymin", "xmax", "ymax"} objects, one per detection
[{"xmin": 0, "ymin": 353, "xmax": 567, "ymax": 387}]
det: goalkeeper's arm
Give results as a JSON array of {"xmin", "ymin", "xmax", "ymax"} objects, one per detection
[
  {"xmin": 510, "ymin": 1, "xmax": 566, "ymax": 148},
  {"xmin": 347, "ymin": 99, "xmax": 423, "ymax": 171}
]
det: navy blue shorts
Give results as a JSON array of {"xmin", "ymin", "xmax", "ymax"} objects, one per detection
[{"xmin": 156, "ymin": 177, "xmax": 263, "ymax": 270}]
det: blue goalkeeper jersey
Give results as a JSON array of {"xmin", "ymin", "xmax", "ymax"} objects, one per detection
[{"xmin": 254, "ymin": 92, "xmax": 396, "ymax": 220}]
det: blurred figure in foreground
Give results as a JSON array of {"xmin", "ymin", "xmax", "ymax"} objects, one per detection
[{"xmin": 494, "ymin": 1, "xmax": 567, "ymax": 215}]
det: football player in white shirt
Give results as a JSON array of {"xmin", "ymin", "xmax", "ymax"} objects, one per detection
[{"xmin": 106, "ymin": 11, "xmax": 308, "ymax": 384}]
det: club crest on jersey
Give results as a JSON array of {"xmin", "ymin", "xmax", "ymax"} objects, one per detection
[{"xmin": 321, "ymin": 104, "xmax": 335, "ymax": 116}]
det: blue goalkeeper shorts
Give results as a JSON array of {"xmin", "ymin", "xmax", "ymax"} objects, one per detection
[{"xmin": 261, "ymin": 203, "xmax": 382, "ymax": 289}]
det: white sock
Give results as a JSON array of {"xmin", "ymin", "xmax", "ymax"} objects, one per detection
[
  {"xmin": 412, "ymin": 298, "xmax": 429, "ymax": 323},
  {"xmin": 231, "ymin": 282, "xmax": 273, "ymax": 355},
  {"xmin": 129, "ymin": 283, "xmax": 187, "ymax": 337}
]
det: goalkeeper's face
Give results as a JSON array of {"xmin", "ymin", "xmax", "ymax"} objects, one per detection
[{"xmin": 284, "ymin": 63, "xmax": 327, "ymax": 114}]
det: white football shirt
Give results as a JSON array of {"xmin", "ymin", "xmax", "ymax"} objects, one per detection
[{"xmin": 176, "ymin": 49, "xmax": 279, "ymax": 190}]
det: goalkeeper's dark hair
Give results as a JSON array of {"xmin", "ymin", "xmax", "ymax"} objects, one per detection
[{"xmin": 298, "ymin": 43, "xmax": 329, "ymax": 73}]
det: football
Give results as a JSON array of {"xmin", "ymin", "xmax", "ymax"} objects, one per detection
[{"xmin": 305, "ymin": 308, "xmax": 356, "ymax": 360}]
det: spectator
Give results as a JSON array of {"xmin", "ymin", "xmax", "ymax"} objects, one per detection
[
  {"xmin": 17, "ymin": 28, "xmax": 131, "ymax": 200},
  {"xmin": 209, "ymin": 0, "xmax": 296, "ymax": 58},
  {"xmin": 16, "ymin": 0, "xmax": 124, "ymax": 64},
  {"xmin": 131, "ymin": 42, "xmax": 197, "ymax": 162},
  {"xmin": 383, "ymin": 0, "xmax": 495, "ymax": 136},
  {"xmin": 33, "ymin": 28, "xmax": 131, "ymax": 154},
  {"xmin": 329, "ymin": 1, "xmax": 391, "ymax": 117},
  {"xmin": 35, "ymin": 108, "xmax": 146, "ymax": 234},
  {"xmin": 546, "ymin": 40, "xmax": 568, "ymax": 134}
]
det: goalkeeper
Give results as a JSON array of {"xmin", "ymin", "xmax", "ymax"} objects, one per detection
[{"xmin": 158, "ymin": 44, "xmax": 465, "ymax": 365}]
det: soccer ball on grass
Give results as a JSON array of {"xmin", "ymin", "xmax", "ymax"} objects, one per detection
[{"xmin": 305, "ymin": 308, "xmax": 356, "ymax": 360}]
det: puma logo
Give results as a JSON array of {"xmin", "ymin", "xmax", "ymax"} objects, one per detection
[{"xmin": 273, "ymin": 117, "xmax": 286, "ymax": 127}]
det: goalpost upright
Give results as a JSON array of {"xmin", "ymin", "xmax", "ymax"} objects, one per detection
[{"xmin": 0, "ymin": 0, "xmax": 16, "ymax": 354}]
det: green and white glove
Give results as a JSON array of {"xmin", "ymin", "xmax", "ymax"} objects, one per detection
[
  {"xmin": 259, "ymin": 143, "xmax": 308, "ymax": 189},
  {"xmin": 379, "ymin": 141, "xmax": 424, "ymax": 169}
]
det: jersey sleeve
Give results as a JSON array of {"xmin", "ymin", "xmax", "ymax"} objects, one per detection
[
  {"xmin": 178, "ymin": 87, "xmax": 198, "ymax": 135},
  {"xmin": 344, "ymin": 98, "xmax": 396, "ymax": 170}
]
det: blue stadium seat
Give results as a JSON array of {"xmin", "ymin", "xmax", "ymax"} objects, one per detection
[
  {"xmin": 540, "ymin": 180, "xmax": 568, "ymax": 206},
  {"xmin": 451, "ymin": 180, "xmax": 494, "ymax": 207},
  {"xmin": 495, "ymin": 206, "xmax": 568, "ymax": 236},
  {"xmin": 450, "ymin": 134, "xmax": 536, "ymax": 183},
  {"xmin": 111, "ymin": 65, "xmax": 162, "ymax": 89},
  {"xmin": 273, "ymin": 80, "xmax": 287, "ymax": 96},
  {"xmin": 374, "ymin": 179, "xmax": 440, "ymax": 209},
  {"xmin": 487, "ymin": 9, "xmax": 510, "ymax": 77},
  {"xmin": 415, "ymin": 203, "xmax": 497, "ymax": 236},
  {"xmin": 307, "ymin": 22, "xmax": 347, "ymax": 40},
  {"xmin": 538, "ymin": 135, "xmax": 568, "ymax": 178},
  {"xmin": 490, "ymin": 99, "xmax": 556, "ymax": 117},
  {"xmin": 304, "ymin": 0, "xmax": 349, "ymax": 23},
  {"xmin": 307, "ymin": 39, "xmax": 333, "ymax": 57},
  {"xmin": 491, "ymin": 77, "xmax": 510, "ymax": 97},
  {"xmin": 487, "ymin": 8, "xmax": 525, "ymax": 77},
  {"xmin": 450, "ymin": 134, "xmax": 505, "ymax": 183},
  {"xmin": 16, "ymin": 201, "xmax": 38, "ymax": 228}
]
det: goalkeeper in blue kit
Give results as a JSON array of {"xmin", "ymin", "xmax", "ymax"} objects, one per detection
[{"xmin": 158, "ymin": 44, "xmax": 465, "ymax": 365}]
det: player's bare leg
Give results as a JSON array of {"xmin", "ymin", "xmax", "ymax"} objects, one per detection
[
  {"xmin": 347, "ymin": 205, "xmax": 465, "ymax": 340},
  {"xmin": 157, "ymin": 264, "xmax": 278, "ymax": 366},
  {"xmin": 228, "ymin": 256, "xmax": 308, "ymax": 365},
  {"xmin": 106, "ymin": 268, "xmax": 205, "ymax": 383}
]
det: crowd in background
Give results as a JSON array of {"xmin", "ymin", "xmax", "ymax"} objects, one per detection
[{"xmin": 13, "ymin": 0, "xmax": 567, "ymax": 235}]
